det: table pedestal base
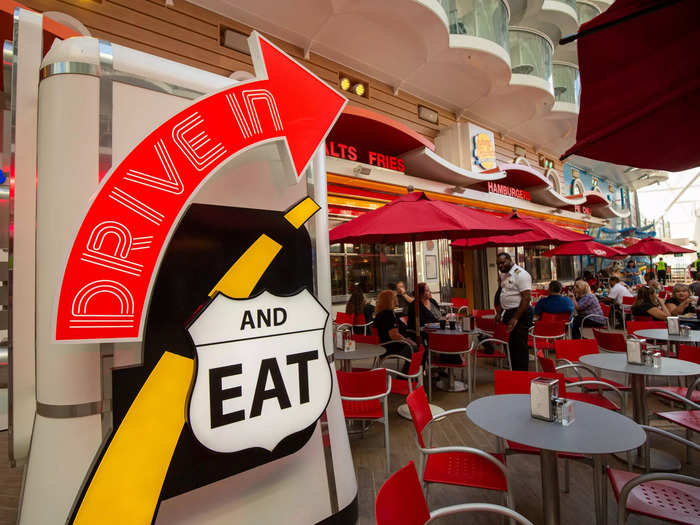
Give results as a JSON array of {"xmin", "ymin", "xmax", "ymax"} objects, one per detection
[
  {"xmin": 397, "ymin": 403, "xmax": 444, "ymax": 420},
  {"xmin": 541, "ymin": 450, "xmax": 560, "ymax": 525},
  {"xmin": 435, "ymin": 379, "xmax": 468, "ymax": 392}
]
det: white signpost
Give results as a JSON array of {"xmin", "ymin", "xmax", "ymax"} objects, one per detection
[{"xmin": 188, "ymin": 289, "xmax": 331, "ymax": 453}]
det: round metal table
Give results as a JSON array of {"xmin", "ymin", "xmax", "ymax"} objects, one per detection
[
  {"xmin": 467, "ymin": 394, "xmax": 645, "ymax": 525},
  {"xmin": 580, "ymin": 352, "xmax": 700, "ymax": 470},
  {"xmin": 480, "ymin": 313, "xmax": 496, "ymax": 320},
  {"xmin": 634, "ymin": 328, "xmax": 700, "ymax": 344},
  {"xmin": 334, "ymin": 343, "xmax": 385, "ymax": 372}
]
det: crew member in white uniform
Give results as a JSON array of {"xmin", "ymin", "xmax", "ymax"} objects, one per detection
[{"xmin": 495, "ymin": 252, "xmax": 533, "ymax": 371}]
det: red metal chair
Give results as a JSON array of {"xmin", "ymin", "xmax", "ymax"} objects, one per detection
[
  {"xmin": 375, "ymin": 461, "xmax": 533, "ymax": 525},
  {"xmin": 334, "ymin": 311, "xmax": 373, "ymax": 334},
  {"xmin": 608, "ymin": 425, "xmax": 700, "ymax": 524},
  {"xmin": 382, "ymin": 348, "xmax": 424, "ymax": 398},
  {"xmin": 646, "ymin": 345, "xmax": 700, "ymax": 404},
  {"xmin": 451, "ymin": 297, "xmax": 469, "ymax": 315},
  {"xmin": 626, "ymin": 321, "xmax": 667, "ymax": 336},
  {"xmin": 473, "ymin": 309, "xmax": 495, "ymax": 319},
  {"xmin": 468, "ymin": 323, "xmax": 510, "ymax": 400},
  {"xmin": 593, "ymin": 328, "xmax": 627, "ymax": 353},
  {"xmin": 337, "ymin": 369, "xmax": 392, "ymax": 472},
  {"xmin": 554, "ymin": 339, "xmax": 630, "ymax": 391},
  {"xmin": 405, "ymin": 387, "xmax": 514, "ymax": 507},
  {"xmin": 426, "ymin": 333, "xmax": 469, "ymax": 401},
  {"xmin": 621, "ymin": 296, "xmax": 635, "ymax": 330},
  {"xmin": 630, "ymin": 314, "xmax": 654, "ymax": 322},
  {"xmin": 529, "ymin": 321, "xmax": 567, "ymax": 370},
  {"xmin": 475, "ymin": 316, "xmax": 496, "ymax": 334}
]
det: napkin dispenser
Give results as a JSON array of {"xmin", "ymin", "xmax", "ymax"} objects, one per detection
[
  {"xmin": 626, "ymin": 337, "xmax": 645, "ymax": 364},
  {"xmin": 667, "ymin": 316, "xmax": 680, "ymax": 335},
  {"xmin": 461, "ymin": 316, "xmax": 473, "ymax": 331},
  {"xmin": 530, "ymin": 377, "xmax": 558, "ymax": 422}
]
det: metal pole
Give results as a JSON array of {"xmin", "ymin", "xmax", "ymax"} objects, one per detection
[
  {"xmin": 540, "ymin": 450, "xmax": 561, "ymax": 525},
  {"xmin": 412, "ymin": 237, "xmax": 420, "ymax": 345}
]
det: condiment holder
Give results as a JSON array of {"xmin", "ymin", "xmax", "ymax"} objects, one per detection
[
  {"xmin": 530, "ymin": 377, "xmax": 574, "ymax": 425},
  {"xmin": 667, "ymin": 316, "xmax": 680, "ymax": 335}
]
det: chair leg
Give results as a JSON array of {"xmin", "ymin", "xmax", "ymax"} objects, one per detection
[
  {"xmin": 383, "ymin": 400, "xmax": 390, "ymax": 474},
  {"xmin": 563, "ymin": 459, "xmax": 570, "ymax": 494},
  {"xmin": 467, "ymin": 353, "xmax": 473, "ymax": 401},
  {"xmin": 427, "ymin": 351, "xmax": 432, "ymax": 402}
]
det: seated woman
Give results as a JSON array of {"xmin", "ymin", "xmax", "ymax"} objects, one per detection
[
  {"xmin": 665, "ymin": 283, "xmax": 697, "ymax": 316},
  {"xmin": 571, "ymin": 280, "xmax": 605, "ymax": 339},
  {"xmin": 373, "ymin": 290, "xmax": 415, "ymax": 372},
  {"xmin": 631, "ymin": 285, "xmax": 671, "ymax": 320},
  {"xmin": 643, "ymin": 271, "xmax": 662, "ymax": 292},
  {"xmin": 345, "ymin": 285, "xmax": 374, "ymax": 332},
  {"xmin": 406, "ymin": 282, "xmax": 441, "ymax": 334}
]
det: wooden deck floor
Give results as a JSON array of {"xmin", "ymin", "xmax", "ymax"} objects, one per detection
[{"xmin": 350, "ymin": 358, "xmax": 699, "ymax": 525}]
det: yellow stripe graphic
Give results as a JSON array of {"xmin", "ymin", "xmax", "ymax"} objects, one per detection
[
  {"xmin": 284, "ymin": 197, "xmax": 320, "ymax": 229},
  {"xmin": 74, "ymin": 352, "xmax": 194, "ymax": 525}
]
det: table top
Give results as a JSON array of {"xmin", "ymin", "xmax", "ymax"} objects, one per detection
[
  {"xmin": 334, "ymin": 343, "xmax": 385, "ymax": 361},
  {"xmin": 580, "ymin": 352, "xmax": 700, "ymax": 376},
  {"xmin": 425, "ymin": 328, "xmax": 477, "ymax": 336},
  {"xmin": 634, "ymin": 328, "xmax": 700, "ymax": 343},
  {"xmin": 467, "ymin": 394, "xmax": 646, "ymax": 454},
  {"xmin": 481, "ymin": 314, "xmax": 496, "ymax": 320}
]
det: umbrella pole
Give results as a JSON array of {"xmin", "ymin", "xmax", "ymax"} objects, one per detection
[{"xmin": 412, "ymin": 237, "xmax": 420, "ymax": 346}]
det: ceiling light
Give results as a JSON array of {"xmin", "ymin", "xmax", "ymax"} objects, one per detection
[
  {"xmin": 418, "ymin": 105, "xmax": 439, "ymax": 124},
  {"xmin": 353, "ymin": 165, "xmax": 371, "ymax": 177},
  {"xmin": 352, "ymin": 83, "xmax": 365, "ymax": 97},
  {"xmin": 339, "ymin": 77, "xmax": 351, "ymax": 91}
]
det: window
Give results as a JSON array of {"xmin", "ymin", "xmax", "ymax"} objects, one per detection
[
  {"xmin": 555, "ymin": 255, "xmax": 576, "ymax": 281},
  {"xmin": 523, "ymin": 246, "xmax": 553, "ymax": 282}
]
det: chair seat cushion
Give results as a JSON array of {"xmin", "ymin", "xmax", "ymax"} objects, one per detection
[
  {"xmin": 506, "ymin": 441, "xmax": 586, "ymax": 460},
  {"xmin": 657, "ymin": 411, "xmax": 700, "ymax": 433},
  {"xmin": 390, "ymin": 378, "xmax": 418, "ymax": 397},
  {"xmin": 608, "ymin": 468, "xmax": 700, "ymax": 525},
  {"xmin": 341, "ymin": 399, "xmax": 383, "ymax": 419},
  {"xmin": 651, "ymin": 386, "xmax": 700, "ymax": 404},
  {"xmin": 565, "ymin": 392, "xmax": 620, "ymax": 411},
  {"xmin": 423, "ymin": 451, "xmax": 507, "ymax": 491}
]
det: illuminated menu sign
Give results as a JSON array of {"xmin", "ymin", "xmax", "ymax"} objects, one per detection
[
  {"xmin": 325, "ymin": 140, "xmax": 405, "ymax": 172},
  {"xmin": 487, "ymin": 181, "xmax": 531, "ymax": 201}
]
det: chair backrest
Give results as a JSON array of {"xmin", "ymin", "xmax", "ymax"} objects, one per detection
[
  {"xmin": 375, "ymin": 462, "xmax": 430, "ymax": 525},
  {"xmin": 428, "ymin": 332, "xmax": 469, "ymax": 352},
  {"xmin": 630, "ymin": 315, "xmax": 654, "ymax": 322},
  {"xmin": 493, "ymin": 323, "xmax": 509, "ymax": 342},
  {"xmin": 451, "ymin": 297, "xmax": 469, "ymax": 308},
  {"xmin": 532, "ymin": 321, "xmax": 567, "ymax": 337},
  {"xmin": 335, "ymin": 312, "xmax": 354, "ymax": 325},
  {"xmin": 407, "ymin": 348, "xmax": 425, "ymax": 377},
  {"xmin": 622, "ymin": 296, "xmax": 635, "ymax": 306},
  {"xmin": 475, "ymin": 317, "xmax": 495, "ymax": 332},
  {"xmin": 554, "ymin": 339, "xmax": 599, "ymax": 362},
  {"xmin": 593, "ymin": 328, "xmax": 626, "ymax": 353},
  {"xmin": 406, "ymin": 386, "xmax": 433, "ymax": 447},
  {"xmin": 540, "ymin": 312, "xmax": 571, "ymax": 324},
  {"xmin": 493, "ymin": 370, "xmax": 566, "ymax": 395},
  {"xmin": 678, "ymin": 345, "xmax": 700, "ymax": 365},
  {"xmin": 599, "ymin": 303, "xmax": 611, "ymax": 317},
  {"xmin": 351, "ymin": 333, "xmax": 381, "ymax": 344},
  {"xmin": 536, "ymin": 350, "xmax": 557, "ymax": 373},
  {"xmin": 473, "ymin": 309, "xmax": 495, "ymax": 318},
  {"xmin": 336, "ymin": 369, "xmax": 387, "ymax": 398},
  {"xmin": 626, "ymin": 321, "xmax": 667, "ymax": 335}
]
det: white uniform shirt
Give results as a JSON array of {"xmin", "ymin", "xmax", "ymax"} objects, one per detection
[
  {"xmin": 608, "ymin": 282, "xmax": 634, "ymax": 305},
  {"xmin": 500, "ymin": 264, "xmax": 532, "ymax": 310}
]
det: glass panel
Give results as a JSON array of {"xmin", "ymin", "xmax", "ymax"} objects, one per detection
[
  {"xmin": 440, "ymin": 0, "xmax": 510, "ymax": 51},
  {"xmin": 576, "ymin": 2, "xmax": 601, "ymax": 24},
  {"xmin": 346, "ymin": 254, "xmax": 379, "ymax": 294},
  {"xmin": 523, "ymin": 246, "xmax": 553, "ymax": 282},
  {"xmin": 555, "ymin": 255, "xmax": 576, "ymax": 281},
  {"xmin": 331, "ymin": 256, "xmax": 346, "ymax": 296},
  {"xmin": 509, "ymin": 29, "xmax": 553, "ymax": 87},
  {"xmin": 553, "ymin": 63, "xmax": 581, "ymax": 105},
  {"xmin": 381, "ymin": 256, "xmax": 406, "ymax": 289}
]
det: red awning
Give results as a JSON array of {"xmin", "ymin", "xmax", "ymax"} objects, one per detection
[
  {"xmin": 329, "ymin": 192, "xmax": 529, "ymax": 244},
  {"xmin": 451, "ymin": 213, "xmax": 591, "ymax": 248},
  {"xmin": 561, "ymin": 0, "xmax": 700, "ymax": 171}
]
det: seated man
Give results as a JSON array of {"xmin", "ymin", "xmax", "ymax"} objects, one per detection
[
  {"xmin": 601, "ymin": 275, "xmax": 634, "ymax": 328},
  {"xmin": 533, "ymin": 280, "xmax": 574, "ymax": 320}
]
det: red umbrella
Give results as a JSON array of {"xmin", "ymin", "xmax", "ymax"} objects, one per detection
[
  {"xmin": 330, "ymin": 192, "xmax": 530, "ymax": 337},
  {"xmin": 560, "ymin": 0, "xmax": 700, "ymax": 171},
  {"xmin": 451, "ymin": 213, "xmax": 591, "ymax": 248},
  {"xmin": 542, "ymin": 240, "xmax": 626, "ymax": 258},
  {"xmin": 621, "ymin": 237, "xmax": 695, "ymax": 269}
]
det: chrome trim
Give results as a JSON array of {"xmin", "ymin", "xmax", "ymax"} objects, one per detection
[
  {"xmin": 508, "ymin": 26, "xmax": 555, "ymax": 51},
  {"xmin": 7, "ymin": 8, "xmax": 19, "ymax": 469},
  {"xmin": 39, "ymin": 61, "xmax": 98, "ymax": 80},
  {"xmin": 39, "ymin": 59, "xmax": 204, "ymax": 100},
  {"xmin": 36, "ymin": 399, "xmax": 110, "ymax": 418},
  {"xmin": 552, "ymin": 60, "xmax": 579, "ymax": 69}
]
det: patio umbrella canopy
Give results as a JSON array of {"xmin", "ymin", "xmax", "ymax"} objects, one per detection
[
  {"xmin": 451, "ymin": 213, "xmax": 591, "ymax": 248},
  {"xmin": 561, "ymin": 0, "xmax": 700, "ymax": 171},
  {"xmin": 329, "ymin": 192, "xmax": 531, "ymax": 338},
  {"xmin": 542, "ymin": 240, "xmax": 626, "ymax": 258},
  {"xmin": 621, "ymin": 237, "xmax": 695, "ymax": 269}
]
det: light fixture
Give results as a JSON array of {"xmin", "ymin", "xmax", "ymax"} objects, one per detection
[
  {"xmin": 339, "ymin": 77, "xmax": 351, "ymax": 91},
  {"xmin": 418, "ymin": 105, "xmax": 439, "ymax": 124},
  {"xmin": 446, "ymin": 186, "xmax": 465, "ymax": 194},
  {"xmin": 353, "ymin": 165, "xmax": 371, "ymax": 177},
  {"xmin": 220, "ymin": 28, "xmax": 250, "ymax": 55},
  {"xmin": 351, "ymin": 83, "xmax": 365, "ymax": 97}
]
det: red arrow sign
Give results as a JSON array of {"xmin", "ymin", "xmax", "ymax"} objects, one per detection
[{"xmin": 54, "ymin": 32, "xmax": 346, "ymax": 342}]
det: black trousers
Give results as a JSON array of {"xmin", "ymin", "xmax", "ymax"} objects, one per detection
[
  {"xmin": 502, "ymin": 307, "xmax": 533, "ymax": 371},
  {"xmin": 657, "ymin": 270, "xmax": 667, "ymax": 285},
  {"xmin": 571, "ymin": 315, "xmax": 605, "ymax": 339}
]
